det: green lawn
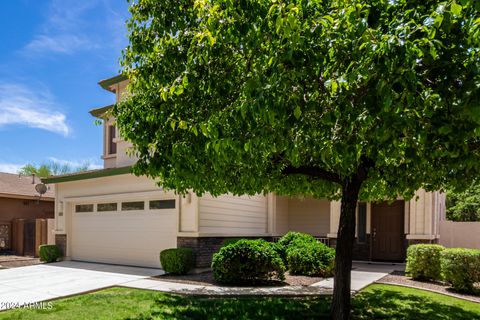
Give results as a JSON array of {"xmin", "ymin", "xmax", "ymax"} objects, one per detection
[{"xmin": 1, "ymin": 284, "xmax": 479, "ymax": 320}]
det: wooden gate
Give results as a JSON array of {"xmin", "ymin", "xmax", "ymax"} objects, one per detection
[{"xmin": 11, "ymin": 219, "xmax": 49, "ymax": 257}]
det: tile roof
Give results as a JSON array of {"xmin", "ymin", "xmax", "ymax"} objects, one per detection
[{"xmin": 0, "ymin": 172, "xmax": 54, "ymax": 200}]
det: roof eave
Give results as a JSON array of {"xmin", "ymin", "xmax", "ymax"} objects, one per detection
[
  {"xmin": 0, "ymin": 193, "xmax": 55, "ymax": 201},
  {"xmin": 89, "ymin": 104, "xmax": 114, "ymax": 118},
  {"xmin": 41, "ymin": 166, "xmax": 132, "ymax": 184},
  {"xmin": 98, "ymin": 75, "xmax": 128, "ymax": 92}
]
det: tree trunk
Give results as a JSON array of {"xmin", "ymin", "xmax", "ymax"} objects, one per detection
[{"xmin": 331, "ymin": 178, "xmax": 362, "ymax": 320}]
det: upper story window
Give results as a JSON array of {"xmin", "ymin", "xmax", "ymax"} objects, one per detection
[{"xmin": 107, "ymin": 125, "xmax": 117, "ymax": 155}]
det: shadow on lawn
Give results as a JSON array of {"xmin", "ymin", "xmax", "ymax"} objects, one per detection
[
  {"xmin": 128, "ymin": 295, "xmax": 332, "ymax": 320},
  {"xmin": 127, "ymin": 289, "xmax": 479, "ymax": 320},
  {"xmin": 353, "ymin": 288, "xmax": 480, "ymax": 320}
]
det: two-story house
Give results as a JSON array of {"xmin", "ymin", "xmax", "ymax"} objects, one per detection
[{"xmin": 42, "ymin": 75, "xmax": 445, "ymax": 269}]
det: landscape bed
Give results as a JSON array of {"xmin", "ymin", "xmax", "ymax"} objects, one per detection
[
  {"xmin": 156, "ymin": 271, "xmax": 324, "ymax": 287},
  {"xmin": 378, "ymin": 271, "xmax": 480, "ymax": 303}
]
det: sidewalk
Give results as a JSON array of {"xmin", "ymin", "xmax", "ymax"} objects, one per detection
[{"xmin": 123, "ymin": 261, "xmax": 405, "ymax": 296}]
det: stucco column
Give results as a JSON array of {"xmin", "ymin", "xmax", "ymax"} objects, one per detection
[
  {"xmin": 406, "ymin": 189, "xmax": 440, "ymax": 242},
  {"xmin": 328, "ymin": 200, "xmax": 341, "ymax": 238}
]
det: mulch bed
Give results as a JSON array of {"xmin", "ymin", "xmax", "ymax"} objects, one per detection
[
  {"xmin": 154, "ymin": 271, "xmax": 323, "ymax": 287},
  {"xmin": 0, "ymin": 255, "xmax": 42, "ymax": 268},
  {"xmin": 377, "ymin": 271, "xmax": 480, "ymax": 303}
]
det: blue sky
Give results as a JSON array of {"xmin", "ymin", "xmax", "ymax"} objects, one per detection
[{"xmin": 0, "ymin": 0, "xmax": 130, "ymax": 173}]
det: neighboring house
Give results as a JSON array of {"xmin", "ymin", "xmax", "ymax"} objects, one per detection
[
  {"xmin": 42, "ymin": 75, "xmax": 446, "ymax": 269},
  {"xmin": 0, "ymin": 172, "xmax": 54, "ymax": 256}
]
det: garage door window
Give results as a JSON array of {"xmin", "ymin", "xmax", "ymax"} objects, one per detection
[
  {"xmin": 98, "ymin": 203, "xmax": 118, "ymax": 212},
  {"xmin": 150, "ymin": 199, "xmax": 176, "ymax": 210},
  {"xmin": 75, "ymin": 204, "xmax": 94, "ymax": 213},
  {"xmin": 121, "ymin": 201, "xmax": 145, "ymax": 211}
]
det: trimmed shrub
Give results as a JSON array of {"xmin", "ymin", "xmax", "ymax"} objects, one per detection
[
  {"xmin": 276, "ymin": 232, "xmax": 317, "ymax": 263},
  {"xmin": 222, "ymin": 238, "xmax": 244, "ymax": 247},
  {"xmin": 405, "ymin": 244, "xmax": 445, "ymax": 280},
  {"xmin": 287, "ymin": 241, "xmax": 335, "ymax": 276},
  {"xmin": 160, "ymin": 248, "xmax": 195, "ymax": 275},
  {"xmin": 441, "ymin": 248, "xmax": 480, "ymax": 293},
  {"xmin": 212, "ymin": 239, "xmax": 285, "ymax": 284},
  {"xmin": 38, "ymin": 245, "xmax": 62, "ymax": 263}
]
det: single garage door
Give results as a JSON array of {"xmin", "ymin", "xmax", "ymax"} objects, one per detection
[{"xmin": 71, "ymin": 198, "xmax": 178, "ymax": 268}]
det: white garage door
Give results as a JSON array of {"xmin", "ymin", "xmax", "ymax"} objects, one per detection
[{"xmin": 71, "ymin": 198, "xmax": 178, "ymax": 268}]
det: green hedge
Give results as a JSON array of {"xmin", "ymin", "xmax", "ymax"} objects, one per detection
[
  {"xmin": 38, "ymin": 245, "xmax": 62, "ymax": 263},
  {"xmin": 222, "ymin": 238, "xmax": 244, "ymax": 247},
  {"xmin": 160, "ymin": 248, "xmax": 195, "ymax": 275},
  {"xmin": 287, "ymin": 241, "xmax": 335, "ymax": 276},
  {"xmin": 212, "ymin": 239, "xmax": 285, "ymax": 284},
  {"xmin": 441, "ymin": 248, "xmax": 480, "ymax": 293},
  {"xmin": 276, "ymin": 232, "xmax": 317, "ymax": 263},
  {"xmin": 405, "ymin": 244, "xmax": 445, "ymax": 280}
]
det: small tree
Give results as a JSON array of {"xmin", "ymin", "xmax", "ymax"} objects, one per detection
[
  {"xmin": 19, "ymin": 162, "xmax": 90, "ymax": 178},
  {"xmin": 117, "ymin": 1, "xmax": 480, "ymax": 319},
  {"xmin": 446, "ymin": 181, "xmax": 480, "ymax": 221}
]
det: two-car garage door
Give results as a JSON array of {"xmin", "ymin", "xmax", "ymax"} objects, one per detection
[{"xmin": 71, "ymin": 198, "xmax": 177, "ymax": 268}]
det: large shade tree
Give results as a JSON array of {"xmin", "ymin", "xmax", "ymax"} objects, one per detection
[{"xmin": 117, "ymin": 0, "xmax": 480, "ymax": 318}]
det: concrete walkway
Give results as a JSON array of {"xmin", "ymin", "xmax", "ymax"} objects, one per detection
[
  {"xmin": 312, "ymin": 261, "xmax": 405, "ymax": 291},
  {"xmin": 123, "ymin": 261, "xmax": 405, "ymax": 295},
  {"xmin": 123, "ymin": 279, "xmax": 330, "ymax": 296}
]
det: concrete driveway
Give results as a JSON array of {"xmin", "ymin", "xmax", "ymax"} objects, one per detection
[{"xmin": 0, "ymin": 261, "xmax": 163, "ymax": 310}]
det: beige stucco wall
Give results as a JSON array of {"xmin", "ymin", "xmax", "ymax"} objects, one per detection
[
  {"xmin": 287, "ymin": 198, "xmax": 330, "ymax": 236},
  {"xmin": 270, "ymin": 195, "xmax": 330, "ymax": 237},
  {"xmin": 47, "ymin": 218, "xmax": 55, "ymax": 245},
  {"xmin": 101, "ymin": 80, "xmax": 137, "ymax": 169},
  {"xmin": 179, "ymin": 193, "xmax": 199, "ymax": 233},
  {"xmin": 272, "ymin": 196, "xmax": 289, "ymax": 236},
  {"xmin": 439, "ymin": 221, "xmax": 480, "ymax": 249},
  {"xmin": 407, "ymin": 190, "xmax": 444, "ymax": 240},
  {"xmin": 197, "ymin": 193, "xmax": 269, "ymax": 236}
]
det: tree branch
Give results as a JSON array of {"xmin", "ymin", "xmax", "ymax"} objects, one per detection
[{"xmin": 282, "ymin": 165, "xmax": 341, "ymax": 184}]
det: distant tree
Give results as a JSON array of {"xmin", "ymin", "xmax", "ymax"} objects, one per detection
[
  {"xmin": 19, "ymin": 162, "xmax": 90, "ymax": 178},
  {"xmin": 446, "ymin": 182, "xmax": 480, "ymax": 221},
  {"xmin": 117, "ymin": 1, "xmax": 480, "ymax": 319}
]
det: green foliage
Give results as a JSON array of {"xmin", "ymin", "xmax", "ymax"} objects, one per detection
[
  {"xmin": 222, "ymin": 238, "xmax": 244, "ymax": 247},
  {"xmin": 212, "ymin": 239, "xmax": 285, "ymax": 284},
  {"xmin": 118, "ymin": 0, "xmax": 480, "ymax": 202},
  {"xmin": 38, "ymin": 245, "xmax": 61, "ymax": 263},
  {"xmin": 160, "ymin": 248, "xmax": 195, "ymax": 275},
  {"xmin": 405, "ymin": 244, "xmax": 445, "ymax": 281},
  {"xmin": 276, "ymin": 231, "xmax": 317, "ymax": 263},
  {"xmin": 441, "ymin": 248, "xmax": 480, "ymax": 293},
  {"xmin": 19, "ymin": 161, "xmax": 91, "ymax": 178},
  {"xmin": 287, "ymin": 241, "xmax": 335, "ymax": 276},
  {"xmin": 446, "ymin": 181, "xmax": 480, "ymax": 221}
]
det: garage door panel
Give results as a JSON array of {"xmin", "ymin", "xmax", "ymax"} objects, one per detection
[
  {"xmin": 71, "ymin": 202, "xmax": 177, "ymax": 268},
  {"xmin": 73, "ymin": 217, "xmax": 176, "ymax": 233},
  {"xmin": 73, "ymin": 233, "xmax": 176, "ymax": 249}
]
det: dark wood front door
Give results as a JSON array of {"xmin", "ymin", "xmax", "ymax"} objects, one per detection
[
  {"xmin": 371, "ymin": 201, "xmax": 405, "ymax": 261},
  {"xmin": 23, "ymin": 220, "xmax": 36, "ymax": 257}
]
